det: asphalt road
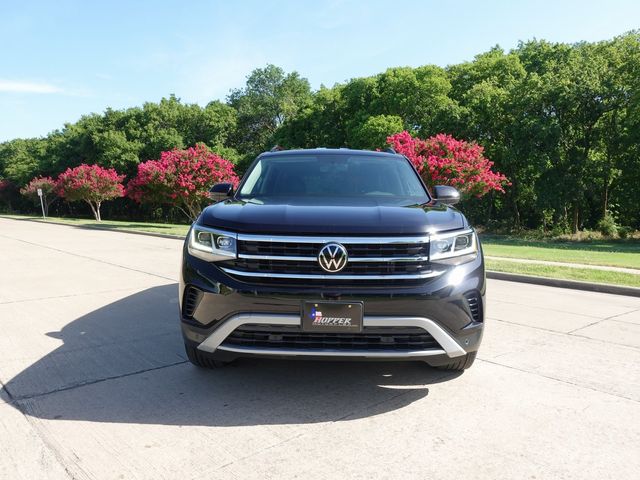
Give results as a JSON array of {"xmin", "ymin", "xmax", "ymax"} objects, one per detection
[{"xmin": 1, "ymin": 217, "xmax": 639, "ymax": 480}]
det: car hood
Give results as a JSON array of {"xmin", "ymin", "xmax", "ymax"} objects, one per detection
[{"xmin": 198, "ymin": 197, "xmax": 466, "ymax": 235}]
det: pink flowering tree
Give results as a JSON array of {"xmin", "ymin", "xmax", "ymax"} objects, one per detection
[
  {"xmin": 0, "ymin": 179, "xmax": 18, "ymax": 210},
  {"xmin": 387, "ymin": 131, "xmax": 509, "ymax": 197},
  {"xmin": 126, "ymin": 144, "xmax": 239, "ymax": 221},
  {"xmin": 20, "ymin": 176, "xmax": 57, "ymax": 216},
  {"xmin": 55, "ymin": 164, "xmax": 125, "ymax": 221}
]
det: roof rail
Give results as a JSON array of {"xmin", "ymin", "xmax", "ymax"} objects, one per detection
[
  {"xmin": 384, "ymin": 147, "xmax": 397, "ymax": 154},
  {"xmin": 269, "ymin": 145, "xmax": 285, "ymax": 152}
]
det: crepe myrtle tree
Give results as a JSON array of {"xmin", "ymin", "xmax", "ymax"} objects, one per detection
[
  {"xmin": 0, "ymin": 178, "xmax": 18, "ymax": 210},
  {"xmin": 126, "ymin": 143, "xmax": 239, "ymax": 221},
  {"xmin": 20, "ymin": 176, "xmax": 57, "ymax": 216},
  {"xmin": 387, "ymin": 131, "xmax": 509, "ymax": 197},
  {"xmin": 55, "ymin": 164, "xmax": 125, "ymax": 221}
]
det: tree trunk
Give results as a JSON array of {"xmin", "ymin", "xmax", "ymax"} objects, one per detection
[
  {"xmin": 509, "ymin": 182, "xmax": 520, "ymax": 231},
  {"xmin": 510, "ymin": 196, "xmax": 521, "ymax": 231},
  {"xmin": 45, "ymin": 197, "xmax": 57, "ymax": 217},
  {"xmin": 601, "ymin": 110, "xmax": 617, "ymax": 217},
  {"xmin": 178, "ymin": 205, "xmax": 195, "ymax": 222},
  {"xmin": 572, "ymin": 204, "xmax": 579, "ymax": 234},
  {"xmin": 485, "ymin": 192, "xmax": 494, "ymax": 225},
  {"xmin": 182, "ymin": 201, "xmax": 202, "ymax": 222},
  {"xmin": 96, "ymin": 201, "xmax": 102, "ymax": 222},
  {"xmin": 86, "ymin": 200, "xmax": 100, "ymax": 221}
]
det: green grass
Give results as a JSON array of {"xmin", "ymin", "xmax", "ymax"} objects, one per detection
[
  {"xmin": 481, "ymin": 235, "xmax": 640, "ymax": 270},
  {"xmin": 1, "ymin": 214, "xmax": 190, "ymax": 237},
  {"xmin": 486, "ymin": 258, "xmax": 640, "ymax": 288}
]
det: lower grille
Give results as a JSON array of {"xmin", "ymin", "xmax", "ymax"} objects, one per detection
[
  {"xmin": 221, "ymin": 324, "xmax": 441, "ymax": 351},
  {"xmin": 220, "ymin": 274, "xmax": 430, "ymax": 288},
  {"xmin": 182, "ymin": 286, "xmax": 203, "ymax": 318},
  {"xmin": 465, "ymin": 290, "xmax": 482, "ymax": 322}
]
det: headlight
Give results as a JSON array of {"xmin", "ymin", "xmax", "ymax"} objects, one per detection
[
  {"xmin": 188, "ymin": 226, "xmax": 237, "ymax": 262},
  {"xmin": 430, "ymin": 229, "xmax": 478, "ymax": 265}
]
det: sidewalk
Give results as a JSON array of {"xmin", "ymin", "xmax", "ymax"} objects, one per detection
[{"xmin": 485, "ymin": 255, "xmax": 640, "ymax": 275}]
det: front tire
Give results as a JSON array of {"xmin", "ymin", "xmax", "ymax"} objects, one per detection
[
  {"xmin": 436, "ymin": 351, "xmax": 477, "ymax": 371},
  {"xmin": 184, "ymin": 344, "xmax": 232, "ymax": 369}
]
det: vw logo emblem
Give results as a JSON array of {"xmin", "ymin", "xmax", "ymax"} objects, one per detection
[{"xmin": 318, "ymin": 243, "xmax": 348, "ymax": 273}]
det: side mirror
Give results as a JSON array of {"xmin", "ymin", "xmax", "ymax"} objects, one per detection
[
  {"xmin": 208, "ymin": 183, "xmax": 234, "ymax": 203},
  {"xmin": 432, "ymin": 185, "xmax": 460, "ymax": 205}
]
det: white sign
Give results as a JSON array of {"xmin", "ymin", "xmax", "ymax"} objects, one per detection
[{"xmin": 37, "ymin": 188, "xmax": 46, "ymax": 218}]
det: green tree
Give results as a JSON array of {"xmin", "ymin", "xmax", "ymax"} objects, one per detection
[
  {"xmin": 228, "ymin": 65, "xmax": 312, "ymax": 158},
  {"xmin": 447, "ymin": 47, "xmax": 535, "ymax": 228},
  {"xmin": 275, "ymin": 85, "xmax": 347, "ymax": 149},
  {"xmin": 374, "ymin": 66, "xmax": 458, "ymax": 136},
  {"xmin": 0, "ymin": 138, "xmax": 47, "ymax": 185},
  {"xmin": 600, "ymin": 33, "xmax": 640, "ymax": 227},
  {"xmin": 526, "ymin": 40, "xmax": 628, "ymax": 232},
  {"xmin": 351, "ymin": 115, "xmax": 404, "ymax": 150}
]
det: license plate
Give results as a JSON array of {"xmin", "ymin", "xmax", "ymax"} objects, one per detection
[{"xmin": 302, "ymin": 301, "xmax": 363, "ymax": 333}]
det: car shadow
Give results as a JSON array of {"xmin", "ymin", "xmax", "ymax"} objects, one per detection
[{"xmin": 6, "ymin": 285, "xmax": 461, "ymax": 427}]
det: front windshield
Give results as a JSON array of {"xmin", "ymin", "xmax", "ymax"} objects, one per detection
[{"xmin": 238, "ymin": 154, "xmax": 429, "ymax": 204}]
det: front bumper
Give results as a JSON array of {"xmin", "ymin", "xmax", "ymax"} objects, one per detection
[
  {"xmin": 179, "ymin": 244, "xmax": 485, "ymax": 363},
  {"xmin": 194, "ymin": 313, "xmax": 467, "ymax": 358}
]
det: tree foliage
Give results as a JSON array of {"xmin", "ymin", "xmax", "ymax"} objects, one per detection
[
  {"xmin": 20, "ymin": 176, "xmax": 57, "ymax": 215},
  {"xmin": 127, "ymin": 144, "xmax": 239, "ymax": 221},
  {"xmin": 351, "ymin": 115, "xmax": 404, "ymax": 150},
  {"xmin": 228, "ymin": 65, "xmax": 312, "ymax": 163},
  {"xmin": 0, "ymin": 138, "xmax": 47, "ymax": 186},
  {"xmin": 0, "ymin": 179, "xmax": 19, "ymax": 211},
  {"xmin": 388, "ymin": 131, "xmax": 509, "ymax": 197},
  {"xmin": 55, "ymin": 164, "xmax": 125, "ymax": 221}
]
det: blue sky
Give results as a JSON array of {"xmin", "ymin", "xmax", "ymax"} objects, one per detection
[{"xmin": 1, "ymin": 0, "xmax": 638, "ymax": 141}]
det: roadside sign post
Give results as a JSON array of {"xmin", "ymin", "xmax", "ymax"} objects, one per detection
[{"xmin": 37, "ymin": 188, "xmax": 46, "ymax": 219}]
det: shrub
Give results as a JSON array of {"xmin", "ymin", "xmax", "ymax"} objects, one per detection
[
  {"xmin": 596, "ymin": 212, "xmax": 618, "ymax": 237},
  {"xmin": 617, "ymin": 226, "xmax": 632, "ymax": 239},
  {"xmin": 55, "ymin": 164, "xmax": 125, "ymax": 221}
]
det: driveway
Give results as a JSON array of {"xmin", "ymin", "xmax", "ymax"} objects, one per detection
[{"xmin": 0, "ymin": 217, "xmax": 638, "ymax": 480}]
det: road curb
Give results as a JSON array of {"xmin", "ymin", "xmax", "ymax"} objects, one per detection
[{"xmin": 487, "ymin": 271, "xmax": 640, "ymax": 297}]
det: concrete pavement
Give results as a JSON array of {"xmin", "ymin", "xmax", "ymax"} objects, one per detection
[{"xmin": 0, "ymin": 217, "xmax": 639, "ymax": 480}]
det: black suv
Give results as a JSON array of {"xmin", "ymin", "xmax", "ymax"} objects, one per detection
[{"xmin": 179, "ymin": 148, "xmax": 484, "ymax": 371}]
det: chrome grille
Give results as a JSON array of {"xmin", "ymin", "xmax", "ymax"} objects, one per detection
[
  {"xmin": 238, "ymin": 240, "xmax": 429, "ymax": 258},
  {"xmin": 220, "ymin": 233, "xmax": 440, "ymax": 284}
]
